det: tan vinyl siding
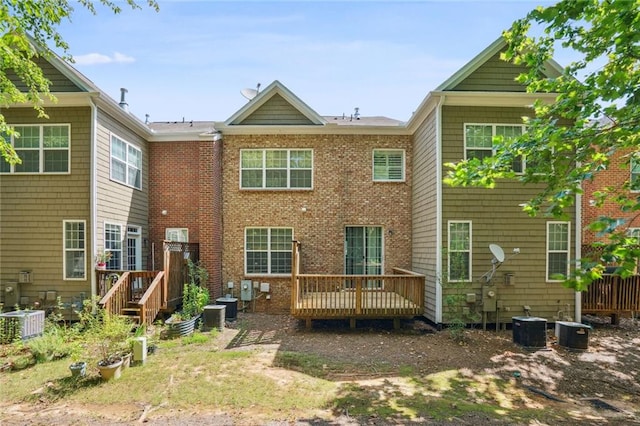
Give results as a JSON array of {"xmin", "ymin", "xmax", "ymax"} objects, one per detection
[
  {"xmin": 0, "ymin": 107, "xmax": 91, "ymax": 305},
  {"xmin": 451, "ymin": 52, "xmax": 529, "ymax": 92},
  {"xmin": 441, "ymin": 106, "xmax": 576, "ymax": 322},
  {"xmin": 6, "ymin": 58, "xmax": 84, "ymax": 93},
  {"xmin": 95, "ymin": 109, "xmax": 149, "ymax": 270},
  {"xmin": 235, "ymin": 94, "xmax": 315, "ymax": 125},
  {"xmin": 412, "ymin": 108, "xmax": 439, "ymax": 322}
]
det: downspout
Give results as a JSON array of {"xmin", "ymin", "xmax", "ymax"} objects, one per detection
[
  {"xmin": 575, "ymin": 188, "xmax": 582, "ymax": 321},
  {"xmin": 435, "ymin": 94, "xmax": 446, "ymax": 324},
  {"xmin": 89, "ymin": 98, "xmax": 98, "ymax": 297}
]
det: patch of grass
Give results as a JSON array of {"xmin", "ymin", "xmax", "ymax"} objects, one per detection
[
  {"xmin": 274, "ymin": 351, "xmax": 331, "ymax": 378},
  {"xmin": 181, "ymin": 332, "xmax": 209, "ymax": 345}
]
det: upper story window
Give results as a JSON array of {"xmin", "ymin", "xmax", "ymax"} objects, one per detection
[
  {"xmin": 240, "ymin": 149, "xmax": 312, "ymax": 189},
  {"xmin": 631, "ymin": 154, "xmax": 640, "ymax": 192},
  {"xmin": 448, "ymin": 221, "xmax": 471, "ymax": 282},
  {"xmin": 464, "ymin": 124, "xmax": 528, "ymax": 173},
  {"xmin": 547, "ymin": 221, "xmax": 570, "ymax": 281},
  {"xmin": 0, "ymin": 124, "xmax": 70, "ymax": 174},
  {"xmin": 166, "ymin": 228, "xmax": 189, "ymax": 242},
  {"xmin": 373, "ymin": 149, "xmax": 405, "ymax": 182},
  {"xmin": 64, "ymin": 220, "xmax": 86, "ymax": 280},
  {"xmin": 111, "ymin": 134, "xmax": 142, "ymax": 190}
]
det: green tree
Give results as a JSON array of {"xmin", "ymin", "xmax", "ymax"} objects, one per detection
[
  {"xmin": 0, "ymin": 0, "xmax": 158, "ymax": 164},
  {"xmin": 446, "ymin": 0, "xmax": 640, "ymax": 290}
]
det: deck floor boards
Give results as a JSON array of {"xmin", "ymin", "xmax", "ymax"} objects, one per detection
[{"xmin": 293, "ymin": 290, "xmax": 420, "ymax": 318}]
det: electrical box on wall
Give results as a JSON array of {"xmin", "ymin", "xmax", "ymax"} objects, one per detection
[
  {"xmin": 240, "ymin": 279, "xmax": 253, "ymax": 301},
  {"xmin": 260, "ymin": 282, "xmax": 270, "ymax": 293},
  {"xmin": 18, "ymin": 271, "xmax": 31, "ymax": 284},
  {"xmin": 504, "ymin": 273, "xmax": 515, "ymax": 286},
  {"xmin": 482, "ymin": 286, "xmax": 497, "ymax": 312}
]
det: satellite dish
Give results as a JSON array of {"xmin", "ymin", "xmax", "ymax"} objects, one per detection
[
  {"xmin": 489, "ymin": 244, "xmax": 505, "ymax": 263},
  {"xmin": 241, "ymin": 88, "xmax": 258, "ymax": 100}
]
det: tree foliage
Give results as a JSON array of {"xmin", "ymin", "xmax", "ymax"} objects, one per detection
[
  {"xmin": 445, "ymin": 0, "xmax": 640, "ymax": 289},
  {"xmin": 0, "ymin": 0, "xmax": 158, "ymax": 164}
]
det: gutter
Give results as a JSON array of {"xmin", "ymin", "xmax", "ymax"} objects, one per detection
[
  {"xmin": 89, "ymin": 98, "xmax": 98, "ymax": 297},
  {"xmin": 435, "ymin": 94, "xmax": 446, "ymax": 324}
]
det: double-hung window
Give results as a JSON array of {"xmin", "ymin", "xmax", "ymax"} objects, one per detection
[
  {"xmin": 631, "ymin": 154, "xmax": 640, "ymax": 191},
  {"xmin": 464, "ymin": 124, "xmax": 526, "ymax": 172},
  {"xmin": 166, "ymin": 228, "xmax": 189, "ymax": 242},
  {"xmin": 373, "ymin": 149, "xmax": 405, "ymax": 182},
  {"xmin": 0, "ymin": 124, "xmax": 70, "ymax": 174},
  {"xmin": 240, "ymin": 149, "xmax": 312, "ymax": 189},
  {"xmin": 111, "ymin": 134, "xmax": 142, "ymax": 190},
  {"xmin": 547, "ymin": 221, "xmax": 570, "ymax": 281},
  {"xmin": 105, "ymin": 223, "xmax": 123, "ymax": 270},
  {"xmin": 448, "ymin": 221, "xmax": 471, "ymax": 282},
  {"xmin": 245, "ymin": 227, "xmax": 293, "ymax": 274},
  {"xmin": 64, "ymin": 220, "xmax": 86, "ymax": 279}
]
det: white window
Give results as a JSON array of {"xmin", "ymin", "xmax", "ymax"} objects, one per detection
[
  {"xmin": 240, "ymin": 149, "xmax": 312, "ymax": 189},
  {"xmin": 110, "ymin": 134, "xmax": 142, "ymax": 190},
  {"xmin": 245, "ymin": 227, "xmax": 293, "ymax": 275},
  {"xmin": 547, "ymin": 221, "xmax": 570, "ymax": 281},
  {"xmin": 464, "ymin": 124, "xmax": 527, "ymax": 172},
  {"xmin": 64, "ymin": 220, "xmax": 86, "ymax": 279},
  {"xmin": 631, "ymin": 154, "xmax": 640, "ymax": 192},
  {"xmin": 0, "ymin": 124, "xmax": 70, "ymax": 174},
  {"xmin": 373, "ymin": 149, "xmax": 405, "ymax": 182},
  {"xmin": 105, "ymin": 223, "xmax": 123, "ymax": 270},
  {"xmin": 166, "ymin": 228, "xmax": 189, "ymax": 242},
  {"xmin": 448, "ymin": 221, "xmax": 471, "ymax": 282}
]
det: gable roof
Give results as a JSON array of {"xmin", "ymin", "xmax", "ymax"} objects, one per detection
[
  {"xmin": 224, "ymin": 80, "xmax": 326, "ymax": 126},
  {"xmin": 435, "ymin": 36, "xmax": 564, "ymax": 91}
]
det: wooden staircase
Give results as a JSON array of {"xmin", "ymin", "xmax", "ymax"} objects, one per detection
[{"xmin": 99, "ymin": 270, "xmax": 166, "ymax": 327}]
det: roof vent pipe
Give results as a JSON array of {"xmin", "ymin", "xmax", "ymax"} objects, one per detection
[{"xmin": 119, "ymin": 88, "xmax": 129, "ymax": 112}]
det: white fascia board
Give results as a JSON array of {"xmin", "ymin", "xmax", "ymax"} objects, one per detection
[
  {"xmin": 433, "ymin": 91, "xmax": 558, "ymax": 108},
  {"xmin": 90, "ymin": 93, "xmax": 153, "ymax": 139},
  {"xmin": 213, "ymin": 123, "xmax": 410, "ymax": 136},
  {"xmin": 148, "ymin": 132, "xmax": 217, "ymax": 142}
]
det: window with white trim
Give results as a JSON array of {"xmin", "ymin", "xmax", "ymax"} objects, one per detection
[
  {"xmin": 245, "ymin": 227, "xmax": 293, "ymax": 274},
  {"xmin": 166, "ymin": 228, "xmax": 189, "ymax": 242},
  {"xmin": 105, "ymin": 223, "xmax": 123, "ymax": 270},
  {"xmin": 631, "ymin": 154, "xmax": 640, "ymax": 191},
  {"xmin": 448, "ymin": 221, "xmax": 471, "ymax": 282},
  {"xmin": 0, "ymin": 124, "xmax": 70, "ymax": 174},
  {"xmin": 547, "ymin": 221, "xmax": 570, "ymax": 281},
  {"xmin": 64, "ymin": 220, "xmax": 85, "ymax": 279},
  {"xmin": 373, "ymin": 149, "xmax": 405, "ymax": 181},
  {"xmin": 111, "ymin": 134, "xmax": 142, "ymax": 190},
  {"xmin": 240, "ymin": 149, "xmax": 312, "ymax": 189},
  {"xmin": 464, "ymin": 124, "xmax": 527, "ymax": 172}
]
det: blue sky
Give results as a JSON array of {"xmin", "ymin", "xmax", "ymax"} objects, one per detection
[{"xmin": 57, "ymin": 1, "xmax": 556, "ymax": 123}]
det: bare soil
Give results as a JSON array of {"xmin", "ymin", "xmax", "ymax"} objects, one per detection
[{"xmin": 2, "ymin": 313, "xmax": 640, "ymax": 425}]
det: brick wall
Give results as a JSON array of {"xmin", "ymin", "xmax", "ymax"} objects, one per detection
[
  {"xmin": 222, "ymin": 133, "xmax": 413, "ymax": 314},
  {"xmin": 149, "ymin": 139, "xmax": 223, "ymax": 297},
  {"xmin": 582, "ymin": 148, "xmax": 640, "ymax": 243}
]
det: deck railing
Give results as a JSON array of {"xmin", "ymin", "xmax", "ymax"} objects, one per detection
[
  {"xmin": 135, "ymin": 271, "xmax": 165, "ymax": 326},
  {"xmin": 98, "ymin": 271, "xmax": 164, "ymax": 324},
  {"xmin": 582, "ymin": 275, "xmax": 640, "ymax": 314}
]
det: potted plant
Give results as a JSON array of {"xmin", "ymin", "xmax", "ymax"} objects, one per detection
[
  {"xmin": 165, "ymin": 260, "xmax": 210, "ymax": 338},
  {"xmin": 68, "ymin": 341, "xmax": 86, "ymax": 378},
  {"xmin": 78, "ymin": 297, "xmax": 133, "ymax": 380},
  {"xmin": 95, "ymin": 250, "xmax": 112, "ymax": 270}
]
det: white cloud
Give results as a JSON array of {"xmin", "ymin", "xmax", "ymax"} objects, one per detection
[{"xmin": 73, "ymin": 52, "xmax": 135, "ymax": 65}]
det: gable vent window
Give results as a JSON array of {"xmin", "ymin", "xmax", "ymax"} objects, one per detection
[{"xmin": 373, "ymin": 149, "xmax": 405, "ymax": 182}]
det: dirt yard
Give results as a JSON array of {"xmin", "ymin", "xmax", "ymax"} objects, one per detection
[{"xmin": 2, "ymin": 313, "xmax": 639, "ymax": 425}]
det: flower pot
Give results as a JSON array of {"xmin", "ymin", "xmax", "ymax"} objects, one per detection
[
  {"xmin": 165, "ymin": 314, "xmax": 200, "ymax": 338},
  {"xmin": 97, "ymin": 358, "xmax": 123, "ymax": 380},
  {"xmin": 69, "ymin": 361, "xmax": 87, "ymax": 378},
  {"xmin": 96, "ymin": 263, "xmax": 106, "ymax": 270}
]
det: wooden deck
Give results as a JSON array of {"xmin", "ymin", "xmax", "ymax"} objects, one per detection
[{"xmin": 582, "ymin": 274, "xmax": 640, "ymax": 324}]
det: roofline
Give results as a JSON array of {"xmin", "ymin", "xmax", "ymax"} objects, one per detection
[
  {"xmin": 214, "ymin": 122, "xmax": 410, "ymax": 136},
  {"xmin": 224, "ymin": 80, "xmax": 327, "ymax": 126}
]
